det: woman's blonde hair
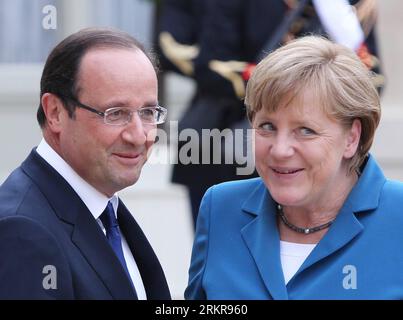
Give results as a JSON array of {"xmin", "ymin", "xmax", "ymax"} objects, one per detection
[{"xmin": 245, "ymin": 36, "xmax": 381, "ymax": 172}]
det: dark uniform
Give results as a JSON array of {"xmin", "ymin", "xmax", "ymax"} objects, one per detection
[
  {"xmin": 158, "ymin": 0, "xmax": 287, "ymax": 226},
  {"xmin": 158, "ymin": 0, "xmax": 383, "ymax": 227}
]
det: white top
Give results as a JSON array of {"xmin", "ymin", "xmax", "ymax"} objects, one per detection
[
  {"xmin": 313, "ymin": 0, "xmax": 364, "ymax": 50},
  {"xmin": 280, "ymin": 240, "xmax": 317, "ymax": 284},
  {"xmin": 36, "ymin": 139, "xmax": 147, "ymax": 299}
]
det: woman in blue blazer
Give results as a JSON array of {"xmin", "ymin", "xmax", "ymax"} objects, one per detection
[{"xmin": 185, "ymin": 36, "xmax": 403, "ymax": 299}]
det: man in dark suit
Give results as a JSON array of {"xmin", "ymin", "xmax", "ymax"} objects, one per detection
[{"xmin": 0, "ymin": 28, "xmax": 171, "ymax": 299}]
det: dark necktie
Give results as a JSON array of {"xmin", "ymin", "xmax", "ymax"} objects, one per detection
[{"xmin": 100, "ymin": 201, "xmax": 137, "ymax": 298}]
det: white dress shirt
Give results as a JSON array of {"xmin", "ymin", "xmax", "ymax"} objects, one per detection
[{"xmin": 36, "ymin": 139, "xmax": 147, "ymax": 299}]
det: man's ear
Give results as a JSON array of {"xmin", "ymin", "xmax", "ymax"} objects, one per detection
[
  {"xmin": 41, "ymin": 93, "xmax": 66, "ymax": 133},
  {"xmin": 344, "ymin": 118, "xmax": 362, "ymax": 159}
]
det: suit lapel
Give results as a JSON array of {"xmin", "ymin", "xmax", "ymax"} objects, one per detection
[
  {"xmin": 239, "ymin": 155, "xmax": 385, "ymax": 298},
  {"xmin": 118, "ymin": 201, "xmax": 171, "ymax": 300},
  {"xmin": 71, "ymin": 209, "xmax": 137, "ymax": 299},
  {"xmin": 291, "ymin": 202, "xmax": 364, "ymax": 283},
  {"xmin": 21, "ymin": 150, "xmax": 137, "ymax": 299},
  {"xmin": 241, "ymin": 182, "xmax": 288, "ymax": 299},
  {"xmin": 291, "ymin": 155, "xmax": 386, "ymax": 282}
]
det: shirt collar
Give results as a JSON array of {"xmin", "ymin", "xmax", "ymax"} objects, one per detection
[{"xmin": 36, "ymin": 138, "xmax": 119, "ymax": 219}]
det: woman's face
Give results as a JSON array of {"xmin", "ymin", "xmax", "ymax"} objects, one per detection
[{"xmin": 253, "ymin": 90, "xmax": 361, "ymax": 209}]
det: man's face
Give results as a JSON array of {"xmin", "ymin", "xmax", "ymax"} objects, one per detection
[{"xmin": 58, "ymin": 48, "xmax": 158, "ymax": 196}]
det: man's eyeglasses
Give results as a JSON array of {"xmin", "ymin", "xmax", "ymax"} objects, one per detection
[{"xmin": 67, "ymin": 97, "xmax": 168, "ymax": 126}]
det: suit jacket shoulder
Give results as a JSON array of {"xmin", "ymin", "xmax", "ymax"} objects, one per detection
[
  {"xmin": 0, "ymin": 215, "xmax": 74, "ymax": 299},
  {"xmin": 206, "ymin": 177, "xmax": 264, "ymax": 205},
  {"xmin": 0, "ymin": 150, "xmax": 170, "ymax": 299}
]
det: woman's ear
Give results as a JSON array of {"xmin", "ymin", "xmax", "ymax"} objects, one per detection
[
  {"xmin": 41, "ymin": 93, "xmax": 65, "ymax": 133},
  {"xmin": 344, "ymin": 118, "xmax": 362, "ymax": 159}
]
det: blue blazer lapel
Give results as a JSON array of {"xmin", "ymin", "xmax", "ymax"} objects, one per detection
[
  {"xmin": 292, "ymin": 203, "xmax": 364, "ymax": 282},
  {"xmin": 289, "ymin": 155, "xmax": 386, "ymax": 284},
  {"xmin": 21, "ymin": 149, "xmax": 137, "ymax": 299},
  {"xmin": 117, "ymin": 201, "xmax": 171, "ymax": 300},
  {"xmin": 241, "ymin": 182, "xmax": 288, "ymax": 300}
]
